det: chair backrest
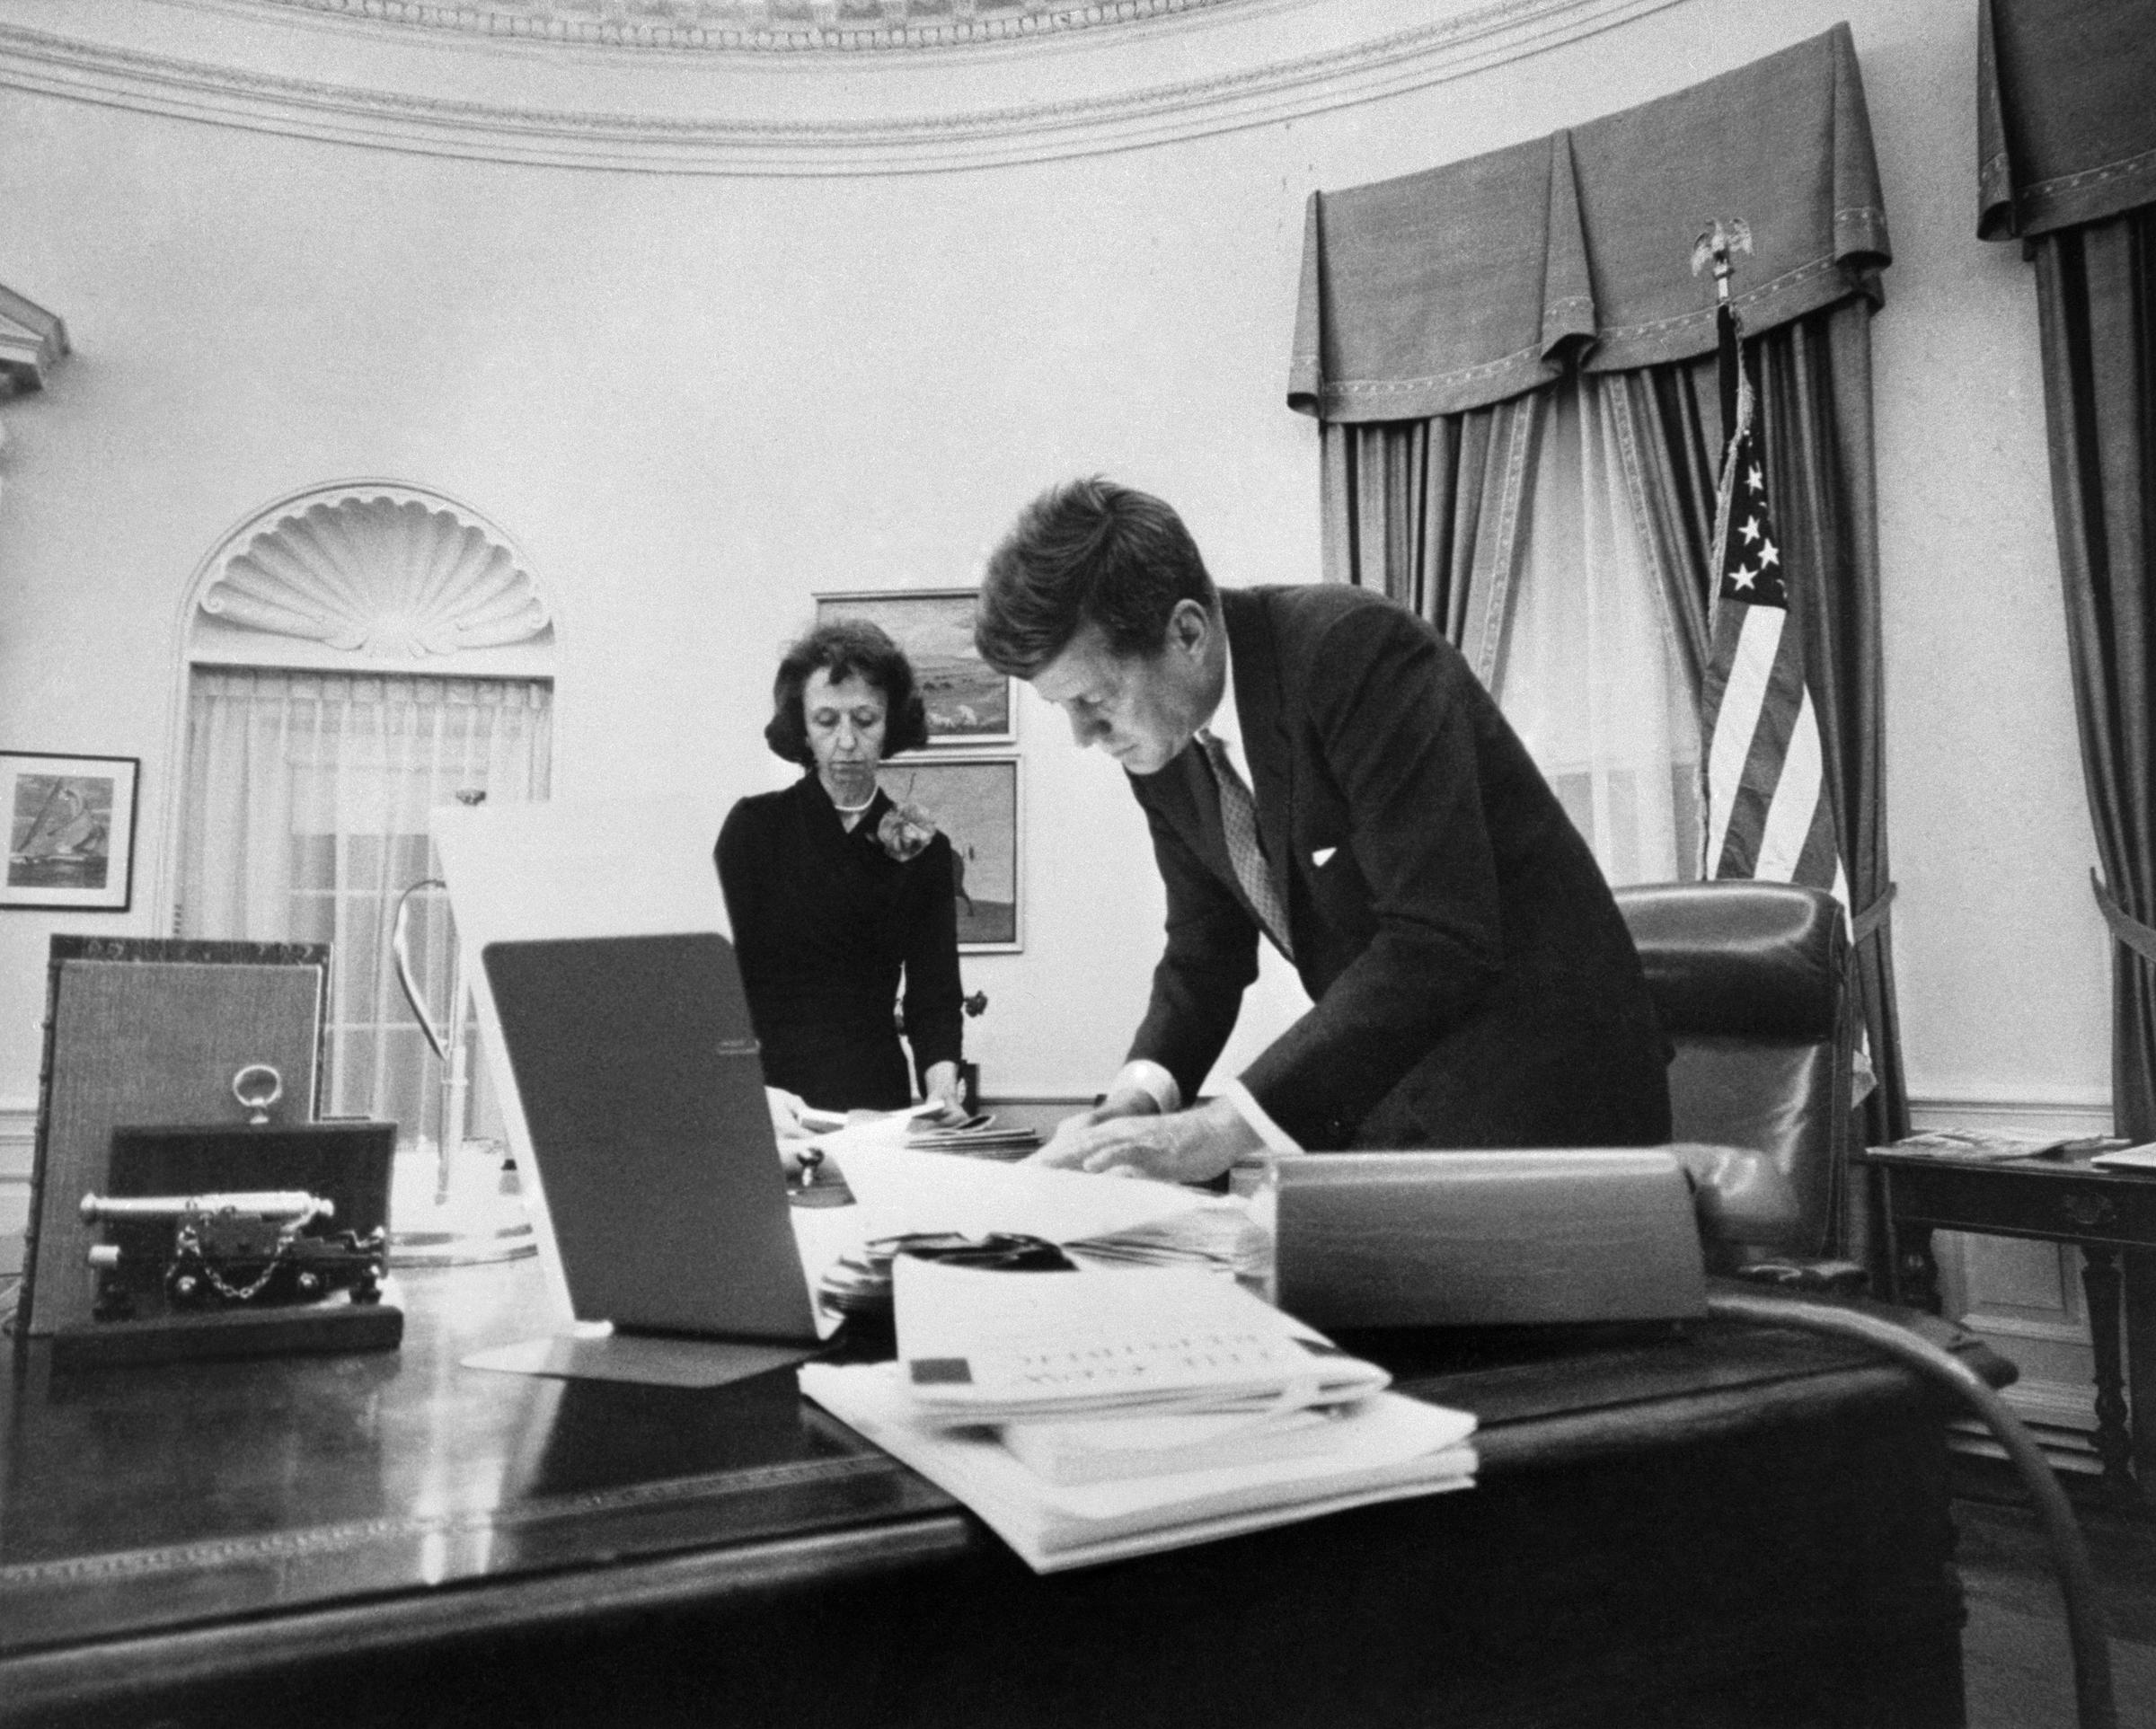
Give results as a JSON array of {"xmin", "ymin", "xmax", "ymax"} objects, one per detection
[{"xmin": 1613, "ymin": 881, "xmax": 1850, "ymax": 1261}]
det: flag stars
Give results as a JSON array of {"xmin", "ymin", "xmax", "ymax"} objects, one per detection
[
  {"xmin": 1741, "ymin": 516, "xmax": 1763, "ymax": 545},
  {"xmin": 1729, "ymin": 564, "xmax": 1757, "ymax": 591},
  {"xmin": 1759, "ymin": 540, "xmax": 1780, "ymax": 569},
  {"xmin": 1747, "ymin": 462, "xmax": 1764, "ymax": 493}
]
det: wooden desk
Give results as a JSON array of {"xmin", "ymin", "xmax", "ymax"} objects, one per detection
[
  {"xmin": 3, "ymin": 1257, "xmax": 2002, "ymax": 1729},
  {"xmin": 1864, "ymin": 1143, "xmax": 2156, "ymax": 1497}
]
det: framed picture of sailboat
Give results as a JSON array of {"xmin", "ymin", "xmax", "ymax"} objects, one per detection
[{"xmin": 2, "ymin": 752, "xmax": 139, "ymax": 912}]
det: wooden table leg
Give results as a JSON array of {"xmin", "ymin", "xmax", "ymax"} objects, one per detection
[
  {"xmin": 2125, "ymin": 1247, "xmax": 2156, "ymax": 1501},
  {"xmin": 1893, "ymin": 1221, "xmax": 1943, "ymax": 1315},
  {"xmin": 2081, "ymin": 1244, "xmax": 2135, "ymax": 1495}
]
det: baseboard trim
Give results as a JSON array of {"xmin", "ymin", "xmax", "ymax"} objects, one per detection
[{"xmin": 1907, "ymin": 1095, "xmax": 2114, "ymax": 1136}]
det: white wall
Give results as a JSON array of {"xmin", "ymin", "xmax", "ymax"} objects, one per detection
[{"xmin": 0, "ymin": 0, "xmax": 2112, "ymax": 1162}]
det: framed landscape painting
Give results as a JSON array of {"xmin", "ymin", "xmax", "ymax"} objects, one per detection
[
  {"xmin": 877, "ymin": 755, "xmax": 1021, "ymax": 952},
  {"xmin": 2, "ymin": 752, "xmax": 139, "ymax": 912},
  {"xmin": 816, "ymin": 587, "xmax": 1014, "ymax": 746}
]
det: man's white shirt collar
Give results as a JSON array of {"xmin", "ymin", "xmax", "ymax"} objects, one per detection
[{"xmin": 1195, "ymin": 632, "xmax": 1245, "ymax": 768}]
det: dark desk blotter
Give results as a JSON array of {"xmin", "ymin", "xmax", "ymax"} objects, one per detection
[{"xmin": 51, "ymin": 1299, "xmax": 402, "ymax": 1370}]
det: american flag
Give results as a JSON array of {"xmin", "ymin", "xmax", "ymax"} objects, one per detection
[{"xmin": 1698, "ymin": 303, "xmax": 1849, "ymax": 913}]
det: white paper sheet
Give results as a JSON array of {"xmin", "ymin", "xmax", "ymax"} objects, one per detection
[{"xmin": 831, "ymin": 1142, "xmax": 1215, "ymax": 1245}]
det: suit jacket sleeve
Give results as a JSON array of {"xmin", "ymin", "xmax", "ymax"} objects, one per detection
[
  {"xmin": 1238, "ymin": 602, "xmax": 1507, "ymax": 1149},
  {"xmin": 1125, "ymin": 791, "xmax": 1261, "ymax": 1107},
  {"xmin": 899, "ymin": 833, "xmax": 965, "ymax": 1087}
]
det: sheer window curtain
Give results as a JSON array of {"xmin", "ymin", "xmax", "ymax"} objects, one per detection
[
  {"xmin": 1321, "ymin": 379, "xmax": 1706, "ymax": 888},
  {"xmin": 178, "ymin": 671, "xmax": 552, "ymax": 1151}
]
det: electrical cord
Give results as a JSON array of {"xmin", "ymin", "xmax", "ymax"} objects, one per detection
[{"xmin": 1705, "ymin": 1287, "xmax": 2116, "ymax": 1729}]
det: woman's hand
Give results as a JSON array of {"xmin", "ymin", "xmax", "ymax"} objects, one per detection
[{"xmin": 921, "ymin": 1061, "xmax": 969, "ymax": 1127}]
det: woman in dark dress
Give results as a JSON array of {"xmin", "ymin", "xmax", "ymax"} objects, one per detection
[{"xmin": 717, "ymin": 621, "xmax": 966, "ymax": 1115}]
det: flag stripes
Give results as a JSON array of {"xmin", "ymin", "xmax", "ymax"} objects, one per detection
[{"xmin": 1699, "ymin": 322, "xmax": 1845, "ymax": 913}]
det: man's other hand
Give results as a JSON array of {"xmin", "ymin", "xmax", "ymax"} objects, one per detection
[{"xmin": 1028, "ymin": 1095, "xmax": 1259, "ymax": 1186}]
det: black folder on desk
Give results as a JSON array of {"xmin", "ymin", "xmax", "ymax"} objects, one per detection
[{"xmin": 471, "ymin": 931, "xmax": 820, "ymax": 1387}]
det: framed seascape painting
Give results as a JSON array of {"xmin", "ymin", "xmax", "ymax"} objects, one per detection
[
  {"xmin": 877, "ymin": 754, "xmax": 1021, "ymax": 953},
  {"xmin": 815, "ymin": 588, "xmax": 1014, "ymax": 747},
  {"xmin": 2, "ymin": 752, "xmax": 139, "ymax": 912}
]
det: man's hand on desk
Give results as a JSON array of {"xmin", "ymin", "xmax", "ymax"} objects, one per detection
[{"xmin": 1028, "ymin": 1093, "xmax": 1259, "ymax": 1185}]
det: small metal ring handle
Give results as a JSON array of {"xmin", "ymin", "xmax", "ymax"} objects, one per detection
[{"xmin": 232, "ymin": 1064, "xmax": 283, "ymax": 1125}]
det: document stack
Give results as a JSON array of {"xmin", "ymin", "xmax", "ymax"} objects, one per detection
[{"xmin": 800, "ymin": 1257, "xmax": 1478, "ymax": 1573}]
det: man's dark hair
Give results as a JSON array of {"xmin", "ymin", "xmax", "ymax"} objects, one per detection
[
  {"xmin": 974, "ymin": 478, "xmax": 1217, "ymax": 677},
  {"xmin": 763, "ymin": 618, "xmax": 930, "ymax": 766}
]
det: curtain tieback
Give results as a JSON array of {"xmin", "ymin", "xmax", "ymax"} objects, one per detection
[
  {"xmin": 2091, "ymin": 869, "xmax": 2156, "ymax": 967},
  {"xmin": 1848, "ymin": 881, "xmax": 1897, "ymax": 950}
]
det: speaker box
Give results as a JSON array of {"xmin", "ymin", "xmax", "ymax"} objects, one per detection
[{"xmin": 20, "ymin": 938, "xmax": 329, "ymax": 1339}]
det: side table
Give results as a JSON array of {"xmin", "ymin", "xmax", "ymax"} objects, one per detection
[{"xmin": 1861, "ymin": 1143, "xmax": 2156, "ymax": 1497}]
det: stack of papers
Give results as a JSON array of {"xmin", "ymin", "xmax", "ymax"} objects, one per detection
[
  {"xmin": 799, "ymin": 1257, "xmax": 1477, "ymax": 1573},
  {"xmin": 1876, "ymin": 1128, "xmax": 2080, "ymax": 1162},
  {"xmin": 905, "ymin": 1116, "xmax": 1042, "ymax": 1159}
]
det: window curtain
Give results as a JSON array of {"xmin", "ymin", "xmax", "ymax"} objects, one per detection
[
  {"xmin": 1330, "ymin": 383, "xmax": 1704, "ymax": 885},
  {"xmin": 1979, "ymin": 0, "xmax": 2156, "ymax": 1139},
  {"xmin": 178, "ymin": 670, "xmax": 552, "ymax": 1149},
  {"xmin": 1293, "ymin": 24, "xmax": 1905, "ymax": 1250}
]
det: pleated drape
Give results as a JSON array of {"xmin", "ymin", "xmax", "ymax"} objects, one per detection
[
  {"xmin": 2030, "ymin": 209, "xmax": 2156, "ymax": 1140},
  {"xmin": 1318, "ymin": 394, "xmax": 1542, "ymax": 685}
]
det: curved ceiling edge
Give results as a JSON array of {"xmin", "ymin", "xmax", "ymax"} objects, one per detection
[
  {"xmin": 222, "ymin": 0, "xmax": 1259, "ymax": 54},
  {"xmin": 0, "ymin": 0, "xmax": 1685, "ymax": 176}
]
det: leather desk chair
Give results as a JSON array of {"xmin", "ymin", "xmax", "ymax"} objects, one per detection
[{"xmin": 1613, "ymin": 880, "xmax": 1868, "ymax": 1290}]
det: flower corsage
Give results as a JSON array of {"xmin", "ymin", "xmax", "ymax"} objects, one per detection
[{"xmin": 877, "ymin": 801, "xmax": 937, "ymax": 863}]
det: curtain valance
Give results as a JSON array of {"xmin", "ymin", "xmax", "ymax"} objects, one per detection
[
  {"xmin": 1977, "ymin": 0, "xmax": 2156, "ymax": 242},
  {"xmin": 1288, "ymin": 25, "xmax": 1889, "ymax": 421}
]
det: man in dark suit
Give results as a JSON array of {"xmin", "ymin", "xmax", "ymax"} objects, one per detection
[{"xmin": 974, "ymin": 478, "xmax": 1670, "ymax": 1183}]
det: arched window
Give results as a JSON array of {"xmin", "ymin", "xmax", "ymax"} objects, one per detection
[{"xmin": 174, "ymin": 482, "xmax": 555, "ymax": 1156}]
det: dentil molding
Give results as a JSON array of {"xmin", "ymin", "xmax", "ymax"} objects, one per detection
[{"xmin": 0, "ymin": 0, "xmax": 1686, "ymax": 174}]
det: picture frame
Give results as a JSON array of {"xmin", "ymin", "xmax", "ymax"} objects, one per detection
[
  {"xmin": 877, "ymin": 754, "xmax": 1022, "ymax": 953},
  {"xmin": 2, "ymin": 752, "xmax": 140, "ymax": 912},
  {"xmin": 815, "ymin": 588, "xmax": 1014, "ymax": 746}
]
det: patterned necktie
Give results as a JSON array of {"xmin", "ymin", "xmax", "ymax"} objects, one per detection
[{"xmin": 1199, "ymin": 731, "xmax": 1294, "ymax": 960}]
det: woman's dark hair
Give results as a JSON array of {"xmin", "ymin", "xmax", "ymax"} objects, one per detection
[
  {"xmin": 764, "ymin": 619, "xmax": 931, "ymax": 766},
  {"xmin": 974, "ymin": 477, "xmax": 1217, "ymax": 677}
]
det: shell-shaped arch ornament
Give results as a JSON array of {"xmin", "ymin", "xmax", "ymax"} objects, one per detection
[{"xmin": 200, "ymin": 491, "xmax": 549, "ymax": 657}]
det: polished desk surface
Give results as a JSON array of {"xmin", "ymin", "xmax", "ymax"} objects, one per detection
[{"xmin": 2, "ymin": 1256, "xmax": 2005, "ymax": 1728}]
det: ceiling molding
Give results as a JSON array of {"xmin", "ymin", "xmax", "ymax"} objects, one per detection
[
  {"xmin": 0, "ymin": 0, "xmax": 1686, "ymax": 175},
  {"xmin": 221, "ymin": 0, "xmax": 1250, "ymax": 54}
]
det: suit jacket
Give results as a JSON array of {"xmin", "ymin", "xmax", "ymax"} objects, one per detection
[{"xmin": 1126, "ymin": 584, "xmax": 1669, "ymax": 1152}]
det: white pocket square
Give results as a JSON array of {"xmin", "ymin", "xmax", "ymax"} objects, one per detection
[{"xmin": 1311, "ymin": 846, "xmax": 1338, "ymax": 869}]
